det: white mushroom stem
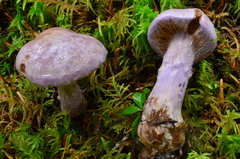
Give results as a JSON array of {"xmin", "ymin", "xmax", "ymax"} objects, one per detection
[
  {"xmin": 137, "ymin": 33, "xmax": 195, "ymax": 155},
  {"xmin": 58, "ymin": 81, "xmax": 87, "ymax": 117}
]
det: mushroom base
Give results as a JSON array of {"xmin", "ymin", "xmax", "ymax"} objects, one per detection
[
  {"xmin": 58, "ymin": 81, "xmax": 87, "ymax": 117},
  {"xmin": 137, "ymin": 118, "xmax": 185, "ymax": 158},
  {"xmin": 137, "ymin": 33, "xmax": 195, "ymax": 158}
]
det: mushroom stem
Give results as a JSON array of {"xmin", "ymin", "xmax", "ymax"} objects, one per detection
[
  {"xmin": 137, "ymin": 33, "xmax": 195, "ymax": 156},
  {"xmin": 58, "ymin": 81, "xmax": 87, "ymax": 117}
]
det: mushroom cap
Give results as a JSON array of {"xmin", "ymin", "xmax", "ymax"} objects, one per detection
[
  {"xmin": 148, "ymin": 8, "xmax": 217, "ymax": 62},
  {"xmin": 16, "ymin": 27, "xmax": 108, "ymax": 87}
]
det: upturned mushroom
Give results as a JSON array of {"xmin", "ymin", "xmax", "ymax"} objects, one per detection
[
  {"xmin": 15, "ymin": 27, "xmax": 108, "ymax": 117},
  {"xmin": 137, "ymin": 9, "xmax": 217, "ymax": 157}
]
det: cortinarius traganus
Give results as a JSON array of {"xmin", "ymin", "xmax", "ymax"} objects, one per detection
[
  {"xmin": 16, "ymin": 27, "xmax": 108, "ymax": 117},
  {"xmin": 137, "ymin": 8, "xmax": 217, "ymax": 158}
]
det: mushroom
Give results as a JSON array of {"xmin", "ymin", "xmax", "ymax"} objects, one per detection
[
  {"xmin": 137, "ymin": 9, "xmax": 217, "ymax": 157},
  {"xmin": 15, "ymin": 27, "xmax": 108, "ymax": 117}
]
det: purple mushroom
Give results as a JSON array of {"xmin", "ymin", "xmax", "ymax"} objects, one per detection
[
  {"xmin": 16, "ymin": 27, "xmax": 108, "ymax": 117},
  {"xmin": 137, "ymin": 9, "xmax": 217, "ymax": 157}
]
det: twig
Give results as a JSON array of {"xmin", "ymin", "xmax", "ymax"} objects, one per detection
[{"xmin": 61, "ymin": 135, "xmax": 69, "ymax": 159}]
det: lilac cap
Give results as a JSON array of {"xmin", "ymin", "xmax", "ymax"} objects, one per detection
[
  {"xmin": 16, "ymin": 27, "xmax": 108, "ymax": 87},
  {"xmin": 148, "ymin": 8, "xmax": 217, "ymax": 62}
]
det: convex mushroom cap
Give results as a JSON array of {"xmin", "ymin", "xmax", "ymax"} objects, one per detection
[
  {"xmin": 16, "ymin": 27, "xmax": 108, "ymax": 88},
  {"xmin": 16, "ymin": 27, "xmax": 108, "ymax": 117}
]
